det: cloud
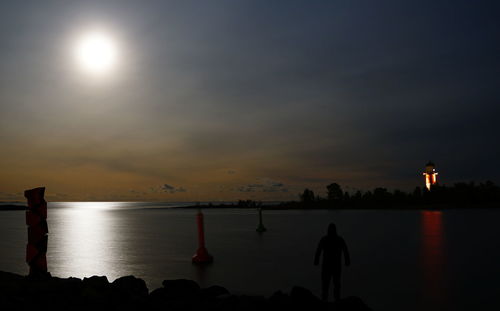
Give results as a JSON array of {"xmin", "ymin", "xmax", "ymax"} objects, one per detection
[
  {"xmin": 162, "ymin": 184, "xmax": 175, "ymax": 191},
  {"xmin": 157, "ymin": 184, "xmax": 187, "ymax": 194},
  {"xmin": 1, "ymin": 1, "xmax": 498, "ymax": 201},
  {"xmin": 128, "ymin": 189, "xmax": 148, "ymax": 195},
  {"xmin": 235, "ymin": 178, "xmax": 288, "ymax": 193}
]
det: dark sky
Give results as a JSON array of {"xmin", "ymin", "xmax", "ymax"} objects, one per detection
[{"xmin": 0, "ymin": 0, "xmax": 499, "ymax": 201}]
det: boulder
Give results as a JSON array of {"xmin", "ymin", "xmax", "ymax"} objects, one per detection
[
  {"xmin": 290, "ymin": 286, "xmax": 321, "ymax": 308},
  {"xmin": 268, "ymin": 290, "xmax": 293, "ymax": 309},
  {"xmin": 334, "ymin": 296, "xmax": 372, "ymax": 311},
  {"xmin": 238, "ymin": 295, "xmax": 267, "ymax": 310},
  {"xmin": 200, "ymin": 285, "xmax": 229, "ymax": 298},
  {"xmin": 82, "ymin": 275, "xmax": 109, "ymax": 289},
  {"xmin": 150, "ymin": 281, "xmax": 202, "ymax": 310},
  {"xmin": 111, "ymin": 275, "xmax": 148, "ymax": 298},
  {"xmin": 0, "ymin": 271, "xmax": 24, "ymax": 283},
  {"xmin": 213, "ymin": 294, "xmax": 241, "ymax": 311},
  {"xmin": 0, "ymin": 271, "xmax": 373, "ymax": 311},
  {"xmin": 81, "ymin": 275, "xmax": 111, "ymax": 304},
  {"xmin": 161, "ymin": 279, "xmax": 200, "ymax": 299}
]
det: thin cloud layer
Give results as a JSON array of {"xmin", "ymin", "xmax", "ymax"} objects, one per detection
[
  {"xmin": 0, "ymin": 1, "xmax": 498, "ymax": 201},
  {"xmin": 235, "ymin": 179, "xmax": 289, "ymax": 193}
]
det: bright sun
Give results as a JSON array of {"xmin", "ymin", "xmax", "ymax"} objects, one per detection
[{"xmin": 75, "ymin": 31, "xmax": 117, "ymax": 74}]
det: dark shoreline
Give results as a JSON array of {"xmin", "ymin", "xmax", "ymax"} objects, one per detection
[
  {"xmin": 0, "ymin": 271, "xmax": 370, "ymax": 310},
  {"xmin": 176, "ymin": 202, "xmax": 500, "ymax": 210},
  {"xmin": 0, "ymin": 204, "xmax": 28, "ymax": 210},
  {"xmin": 1, "ymin": 202, "xmax": 499, "ymax": 211}
]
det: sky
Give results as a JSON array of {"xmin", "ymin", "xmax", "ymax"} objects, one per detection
[{"xmin": 0, "ymin": 0, "xmax": 499, "ymax": 201}]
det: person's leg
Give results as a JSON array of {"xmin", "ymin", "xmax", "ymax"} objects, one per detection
[
  {"xmin": 321, "ymin": 270, "xmax": 332, "ymax": 301},
  {"xmin": 333, "ymin": 272, "xmax": 341, "ymax": 301}
]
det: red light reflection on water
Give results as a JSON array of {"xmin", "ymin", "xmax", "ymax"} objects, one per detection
[{"xmin": 420, "ymin": 211, "xmax": 447, "ymax": 308}]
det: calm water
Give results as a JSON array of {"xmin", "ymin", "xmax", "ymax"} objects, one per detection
[{"xmin": 1, "ymin": 203, "xmax": 499, "ymax": 310}]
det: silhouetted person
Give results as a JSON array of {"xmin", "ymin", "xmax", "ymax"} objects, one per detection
[{"xmin": 314, "ymin": 223, "xmax": 350, "ymax": 301}]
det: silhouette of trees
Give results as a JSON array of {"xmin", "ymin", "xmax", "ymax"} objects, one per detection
[
  {"xmin": 223, "ymin": 180, "xmax": 500, "ymax": 210},
  {"xmin": 372, "ymin": 188, "xmax": 390, "ymax": 204},
  {"xmin": 290, "ymin": 180, "xmax": 500, "ymax": 209},
  {"xmin": 300, "ymin": 188, "xmax": 316, "ymax": 206},
  {"xmin": 326, "ymin": 183, "xmax": 343, "ymax": 201},
  {"xmin": 237, "ymin": 200, "xmax": 261, "ymax": 208}
]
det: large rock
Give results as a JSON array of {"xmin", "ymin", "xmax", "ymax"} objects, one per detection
[
  {"xmin": 149, "ymin": 279, "xmax": 202, "ymax": 310},
  {"xmin": 268, "ymin": 290, "xmax": 293, "ymax": 309},
  {"xmin": 81, "ymin": 275, "xmax": 111, "ymax": 304},
  {"xmin": 238, "ymin": 295, "xmax": 267, "ymax": 310},
  {"xmin": 0, "ymin": 273, "xmax": 85, "ymax": 309},
  {"xmin": 82, "ymin": 275, "xmax": 109, "ymax": 289},
  {"xmin": 290, "ymin": 286, "xmax": 322, "ymax": 308},
  {"xmin": 334, "ymin": 296, "xmax": 372, "ymax": 311},
  {"xmin": 37, "ymin": 277, "xmax": 83, "ymax": 309},
  {"xmin": 200, "ymin": 285, "xmax": 229, "ymax": 298},
  {"xmin": 0, "ymin": 271, "xmax": 373, "ymax": 311},
  {"xmin": 213, "ymin": 294, "xmax": 241, "ymax": 311},
  {"xmin": 111, "ymin": 275, "xmax": 148, "ymax": 298},
  {"xmin": 161, "ymin": 279, "xmax": 200, "ymax": 299},
  {"xmin": 0, "ymin": 271, "xmax": 24, "ymax": 283}
]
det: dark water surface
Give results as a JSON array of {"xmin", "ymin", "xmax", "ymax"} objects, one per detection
[{"xmin": 1, "ymin": 203, "xmax": 499, "ymax": 310}]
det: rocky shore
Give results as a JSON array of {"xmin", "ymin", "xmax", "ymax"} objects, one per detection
[{"xmin": 0, "ymin": 271, "xmax": 371, "ymax": 310}]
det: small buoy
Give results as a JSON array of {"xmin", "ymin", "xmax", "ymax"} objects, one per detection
[
  {"xmin": 192, "ymin": 209, "xmax": 213, "ymax": 264},
  {"xmin": 256, "ymin": 207, "xmax": 267, "ymax": 233}
]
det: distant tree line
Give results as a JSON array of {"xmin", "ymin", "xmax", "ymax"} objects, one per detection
[
  {"xmin": 292, "ymin": 181, "xmax": 500, "ymax": 208},
  {"xmin": 213, "ymin": 181, "xmax": 500, "ymax": 209},
  {"xmin": 237, "ymin": 200, "xmax": 262, "ymax": 208}
]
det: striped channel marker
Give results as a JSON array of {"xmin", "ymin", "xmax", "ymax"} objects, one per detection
[{"xmin": 25, "ymin": 187, "xmax": 49, "ymax": 278}]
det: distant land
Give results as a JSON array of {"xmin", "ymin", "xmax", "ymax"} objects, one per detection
[
  {"xmin": 2, "ymin": 180, "xmax": 498, "ymax": 211},
  {"xmin": 0, "ymin": 204, "xmax": 27, "ymax": 211},
  {"xmin": 225, "ymin": 181, "xmax": 500, "ymax": 210}
]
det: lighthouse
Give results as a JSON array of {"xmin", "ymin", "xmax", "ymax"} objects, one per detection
[{"xmin": 423, "ymin": 161, "xmax": 438, "ymax": 191}]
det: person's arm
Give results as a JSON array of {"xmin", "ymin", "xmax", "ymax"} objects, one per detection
[
  {"xmin": 342, "ymin": 238, "xmax": 350, "ymax": 266},
  {"xmin": 314, "ymin": 238, "xmax": 323, "ymax": 266}
]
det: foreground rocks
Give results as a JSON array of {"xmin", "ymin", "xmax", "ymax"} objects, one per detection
[{"xmin": 0, "ymin": 271, "xmax": 371, "ymax": 310}]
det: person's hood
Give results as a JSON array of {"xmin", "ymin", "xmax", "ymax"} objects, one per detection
[{"xmin": 327, "ymin": 223, "xmax": 337, "ymax": 237}]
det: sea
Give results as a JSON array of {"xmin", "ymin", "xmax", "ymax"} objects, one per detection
[{"xmin": 0, "ymin": 202, "xmax": 499, "ymax": 311}]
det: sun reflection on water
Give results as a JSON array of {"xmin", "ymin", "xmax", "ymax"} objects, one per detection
[
  {"xmin": 48, "ymin": 202, "xmax": 123, "ymax": 281},
  {"xmin": 61, "ymin": 202, "xmax": 124, "ymax": 210}
]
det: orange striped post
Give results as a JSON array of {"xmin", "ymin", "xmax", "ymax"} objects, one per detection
[{"xmin": 25, "ymin": 187, "xmax": 49, "ymax": 278}]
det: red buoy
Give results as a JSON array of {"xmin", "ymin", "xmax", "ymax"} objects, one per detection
[{"xmin": 192, "ymin": 209, "xmax": 213, "ymax": 264}]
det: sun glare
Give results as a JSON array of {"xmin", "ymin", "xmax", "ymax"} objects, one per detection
[{"xmin": 75, "ymin": 31, "xmax": 117, "ymax": 74}]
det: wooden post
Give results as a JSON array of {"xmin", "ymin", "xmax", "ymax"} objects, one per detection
[{"xmin": 25, "ymin": 187, "xmax": 49, "ymax": 278}]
